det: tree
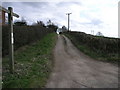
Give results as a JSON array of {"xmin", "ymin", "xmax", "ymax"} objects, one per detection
[
  {"xmin": 14, "ymin": 17, "xmax": 27, "ymax": 26},
  {"xmin": 47, "ymin": 20, "xmax": 52, "ymax": 26},
  {"xmin": 48, "ymin": 24, "xmax": 58, "ymax": 32},
  {"xmin": 14, "ymin": 21, "xmax": 27, "ymax": 26},
  {"xmin": 96, "ymin": 31, "xmax": 104, "ymax": 36},
  {"xmin": 46, "ymin": 20, "xmax": 58, "ymax": 32},
  {"xmin": 32, "ymin": 21, "xmax": 45, "ymax": 27},
  {"xmin": 37, "ymin": 21, "xmax": 45, "ymax": 27},
  {"xmin": 62, "ymin": 26, "xmax": 67, "ymax": 31}
]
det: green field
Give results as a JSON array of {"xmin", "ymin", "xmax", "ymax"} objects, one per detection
[{"xmin": 2, "ymin": 33, "xmax": 57, "ymax": 88}]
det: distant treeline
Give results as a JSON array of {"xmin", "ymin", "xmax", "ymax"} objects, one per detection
[
  {"xmin": 2, "ymin": 25, "xmax": 57, "ymax": 56},
  {"xmin": 64, "ymin": 31, "xmax": 120, "ymax": 61}
]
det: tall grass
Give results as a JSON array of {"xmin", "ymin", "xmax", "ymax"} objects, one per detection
[{"xmin": 2, "ymin": 33, "xmax": 57, "ymax": 88}]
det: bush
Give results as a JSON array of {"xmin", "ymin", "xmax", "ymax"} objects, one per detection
[
  {"xmin": 2, "ymin": 25, "xmax": 54, "ymax": 56},
  {"xmin": 64, "ymin": 31, "xmax": 119, "ymax": 56}
]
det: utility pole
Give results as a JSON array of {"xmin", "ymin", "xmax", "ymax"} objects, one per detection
[
  {"xmin": 91, "ymin": 30, "xmax": 94, "ymax": 35},
  {"xmin": 66, "ymin": 13, "xmax": 72, "ymax": 32}
]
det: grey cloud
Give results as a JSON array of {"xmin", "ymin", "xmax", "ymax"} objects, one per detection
[
  {"xmin": 2, "ymin": 2, "xmax": 102, "ymax": 27},
  {"xmin": 21, "ymin": 2, "xmax": 49, "ymax": 8},
  {"xmin": 2, "ymin": 2, "xmax": 49, "ymax": 10},
  {"xmin": 80, "ymin": 19, "xmax": 103, "ymax": 26},
  {"xmin": 56, "ymin": 2, "xmax": 82, "ymax": 7},
  {"xmin": 2, "ymin": 2, "xmax": 14, "ymax": 8},
  {"xmin": 91, "ymin": 19, "xmax": 103, "ymax": 25}
]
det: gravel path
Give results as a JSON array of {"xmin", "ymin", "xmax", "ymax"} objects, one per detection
[{"xmin": 46, "ymin": 35, "xmax": 118, "ymax": 88}]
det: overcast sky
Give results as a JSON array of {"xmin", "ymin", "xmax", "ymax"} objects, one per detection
[{"xmin": 1, "ymin": 0, "xmax": 119, "ymax": 38}]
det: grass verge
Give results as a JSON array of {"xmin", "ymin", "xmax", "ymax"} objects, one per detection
[
  {"xmin": 64, "ymin": 33, "xmax": 119, "ymax": 64},
  {"xmin": 2, "ymin": 33, "xmax": 57, "ymax": 88}
]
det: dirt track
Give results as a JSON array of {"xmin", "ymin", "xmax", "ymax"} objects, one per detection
[{"xmin": 46, "ymin": 35, "xmax": 118, "ymax": 88}]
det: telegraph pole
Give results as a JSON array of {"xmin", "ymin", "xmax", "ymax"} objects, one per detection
[
  {"xmin": 66, "ymin": 13, "xmax": 72, "ymax": 32},
  {"xmin": 91, "ymin": 30, "xmax": 94, "ymax": 35}
]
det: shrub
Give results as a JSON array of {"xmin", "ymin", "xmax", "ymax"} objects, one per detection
[
  {"xmin": 2, "ymin": 25, "xmax": 54, "ymax": 56},
  {"xmin": 65, "ymin": 31, "xmax": 119, "ymax": 56}
]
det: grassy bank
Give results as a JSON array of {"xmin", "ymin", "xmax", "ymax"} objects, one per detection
[
  {"xmin": 2, "ymin": 33, "xmax": 57, "ymax": 88},
  {"xmin": 64, "ymin": 32, "xmax": 119, "ymax": 63}
]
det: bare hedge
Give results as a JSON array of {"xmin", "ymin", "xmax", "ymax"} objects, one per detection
[
  {"xmin": 65, "ymin": 32, "xmax": 119, "ymax": 55},
  {"xmin": 2, "ymin": 25, "xmax": 54, "ymax": 56}
]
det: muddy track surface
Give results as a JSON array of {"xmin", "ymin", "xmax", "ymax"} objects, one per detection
[{"xmin": 46, "ymin": 35, "xmax": 118, "ymax": 88}]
